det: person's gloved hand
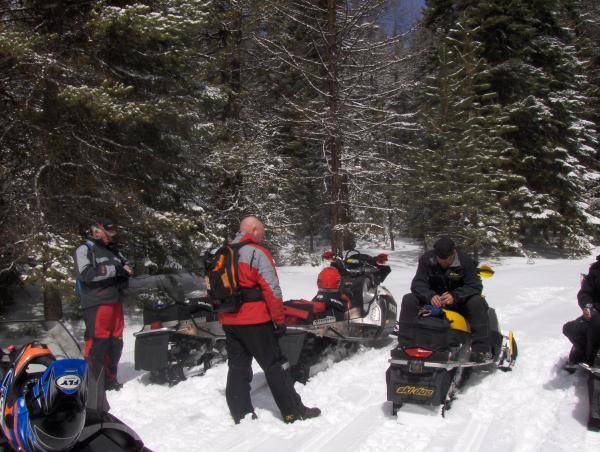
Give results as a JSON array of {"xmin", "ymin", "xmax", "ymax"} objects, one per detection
[
  {"xmin": 273, "ymin": 323, "xmax": 287, "ymax": 337},
  {"xmin": 418, "ymin": 304, "xmax": 442, "ymax": 318},
  {"xmin": 116, "ymin": 265, "xmax": 128, "ymax": 278},
  {"xmin": 122, "ymin": 265, "xmax": 134, "ymax": 276}
]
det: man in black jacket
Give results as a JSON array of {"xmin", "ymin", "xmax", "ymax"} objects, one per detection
[
  {"xmin": 563, "ymin": 255, "xmax": 600, "ymax": 366},
  {"xmin": 399, "ymin": 236, "xmax": 490, "ymax": 361}
]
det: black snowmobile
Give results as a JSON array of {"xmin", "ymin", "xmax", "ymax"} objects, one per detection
[
  {"xmin": 578, "ymin": 353, "xmax": 600, "ymax": 431},
  {"xmin": 0, "ymin": 319, "xmax": 147, "ymax": 451},
  {"xmin": 280, "ymin": 250, "xmax": 397, "ymax": 383},
  {"xmin": 132, "ymin": 272, "xmax": 226, "ymax": 386},
  {"xmin": 386, "ymin": 265, "xmax": 517, "ymax": 417}
]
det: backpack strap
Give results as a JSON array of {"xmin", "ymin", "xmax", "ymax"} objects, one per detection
[
  {"xmin": 230, "ymin": 241, "xmax": 262, "ymax": 303},
  {"xmin": 84, "ymin": 240, "xmax": 97, "ymax": 269}
]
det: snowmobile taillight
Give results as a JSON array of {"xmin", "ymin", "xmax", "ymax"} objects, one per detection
[
  {"xmin": 403, "ymin": 347, "xmax": 434, "ymax": 359},
  {"xmin": 150, "ymin": 321, "xmax": 162, "ymax": 330},
  {"xmin": 322, "ymin": 251, "xmax": 335, "ymax": 260}
]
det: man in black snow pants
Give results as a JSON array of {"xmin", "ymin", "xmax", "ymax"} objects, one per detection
[
  {"xmin": 218, "ymin": 216, "xmax": 320, "ymax": 424},
  {"xmin": 563, "ymin": 255, "xmax": 600, "ymax": 367},
  {"xmin": 73, "ymin": 218, "xmax": 133, "ymax": 391},
  {"xmin": 399, "ymin": 236, "xmax": 491, "ymax": 362}
]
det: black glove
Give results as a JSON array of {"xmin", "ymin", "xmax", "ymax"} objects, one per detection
[
  {"xmin": 273, "ymin": 323, "xmax": 287, "ymax": 337},
  {"xmin": 116, "ymin": 265, "xmax": 129, "ymax": 278}
]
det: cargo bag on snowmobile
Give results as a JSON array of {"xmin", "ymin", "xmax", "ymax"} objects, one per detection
[{"xmin": 396, "ymin": 316, "xmax": 469, "ymax": 349}]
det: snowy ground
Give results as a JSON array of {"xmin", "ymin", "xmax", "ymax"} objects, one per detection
[{"xmin": 108, "ymin": 242, "xmax": 600, "ymax": 452}]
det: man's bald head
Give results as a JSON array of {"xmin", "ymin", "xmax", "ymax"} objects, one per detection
[{"xmin": 240, "ymin": 216, "xmax": 265, "ymax": 243}]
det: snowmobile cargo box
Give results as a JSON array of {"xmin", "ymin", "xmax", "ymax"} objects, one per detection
[
  {"xmin": 386, "ymin": 360, "xmax": 453, "ymax": 405},
  {"xmin": 135, "ymin": 303, "xmax": 196, "ymax": 372},
  {"xmin": 134, "ymin": 331, "xmax": 171, "ymax": 372},
  {"xmin": 388, "ymin": 316, "xmax": 470, "ymax": 406}
]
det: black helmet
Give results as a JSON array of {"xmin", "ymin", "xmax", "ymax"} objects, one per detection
[{"xmin": 27, "ymin": 359, "xmax": 87, "ymax": 451}]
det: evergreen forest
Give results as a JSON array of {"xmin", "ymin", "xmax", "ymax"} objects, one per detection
[{"xmin": 0, "ymin": 0, "xmax": 598, "ymax": 292}]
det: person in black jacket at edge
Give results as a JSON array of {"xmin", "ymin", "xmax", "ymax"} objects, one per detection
[
  {"xmin": 563, "ymin": 255, "xmax": 600, "ymax": 368},
  {"xmin": 398, "ymin": 236, "xmax": 491, "ymax": 362}
]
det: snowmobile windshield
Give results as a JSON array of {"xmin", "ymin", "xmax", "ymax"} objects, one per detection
[
  {"xmin": 0, "ymin": 321, "xmax": 82, "ymax": 359},
  {"xmin": 30, "ymin": 400, "xmax": 86, "ymax": 451}
]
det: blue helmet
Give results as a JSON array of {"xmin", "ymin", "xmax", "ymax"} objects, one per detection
[
  {"xmin": 1, "ymin": 343, "xmax": 87, "ymax": 452},
  {"xmin": 26, "ymin": 359, "xmax": 87, "ymax": 451}
]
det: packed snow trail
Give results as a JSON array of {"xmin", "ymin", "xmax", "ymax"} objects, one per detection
[{"xmin": 108, "ymin": 243, "xmax": 598, "ymax": 452}]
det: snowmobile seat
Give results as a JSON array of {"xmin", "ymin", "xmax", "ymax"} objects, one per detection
[{"xmin": 283, "ymin": 299, "xmax": 328, "ymax": 324}]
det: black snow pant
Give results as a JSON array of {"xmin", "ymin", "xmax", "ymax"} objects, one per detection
[
  {"xmin": 399, "ymin": 293, "xmax": 491, "ymax": 352},
  {"xmin": 563, "ymin": 315, "xmax": 600, "ymax": 363},
  {"xmin": 223, "ymin": 322, "xmax": 303, "ymax": 422}
]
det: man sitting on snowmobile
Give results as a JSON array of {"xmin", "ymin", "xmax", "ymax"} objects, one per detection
[
  {"xmin": 563, "ymin": 255, "xmax": 600, "ymax": 367},
  {"xmin": 398, "ymin": 236, "xmax": 491, "ymax": 362}
]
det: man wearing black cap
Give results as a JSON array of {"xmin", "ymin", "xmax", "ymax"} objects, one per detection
[
  {"xmin": 73, "ymin": 218, "xmax": 133, "ymax": 390},
  {"xmin": 399, "ymin": 236, "xmax": 491, "ymax": 361}
]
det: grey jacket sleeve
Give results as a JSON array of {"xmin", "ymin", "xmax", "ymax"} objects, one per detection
[{"xmin": 410, "ymin": 255, "xmax": 436, "ymax": 303}]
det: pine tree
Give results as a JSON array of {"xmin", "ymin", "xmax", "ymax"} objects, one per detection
[
  {"xmin": 0, "ymin": 1, "xmax": 220, "ymax": 290},
  {"xmin": 419, "ymin": 0, "xmax": 598, "ymax": 253},
  {"xmin": 409, "ymin": 17, "xmax": 524, "ymax": 253}
]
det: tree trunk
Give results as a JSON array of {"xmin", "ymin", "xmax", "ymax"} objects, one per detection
[
  {"xmin": 230, "ymin": 7, "xmax": 242, "ymax": 120},
  {"xmin": 43, "ymin": 285, "xmax": 62, "ymax": 321},
  {"xmin": 327, "ymin": 0, "xmax": 352, "ymax": 255},
  {"xmin": 388, "ymin": 209, "xmax": 395, "ymax": 251}
]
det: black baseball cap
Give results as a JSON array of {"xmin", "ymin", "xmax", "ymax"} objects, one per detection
[{"xmin": 433, "ymin": 236, "xmax": 455, "ymax": 259}]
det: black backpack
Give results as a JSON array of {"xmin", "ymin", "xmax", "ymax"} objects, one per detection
[{"xmin": 204, "ymin": 242, "xmax": 262, "ymax": 313}]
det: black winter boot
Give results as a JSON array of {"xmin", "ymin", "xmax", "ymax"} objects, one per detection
[
  {"xmin": 234, "ymin": 411, "xmax": 258, "ymax": 425},
  {"xmin": 283, "ymin": 406, "xmax": 321, "ymax": 424}
]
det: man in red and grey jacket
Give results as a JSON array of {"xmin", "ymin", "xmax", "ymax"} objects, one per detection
[
  {"xmin": 73, "ymin": 218, "xmax": 133, "ymax": 391},
  {"xmin": 220, "ymin": 216, "xmax": 320, "ymax": 424}
]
